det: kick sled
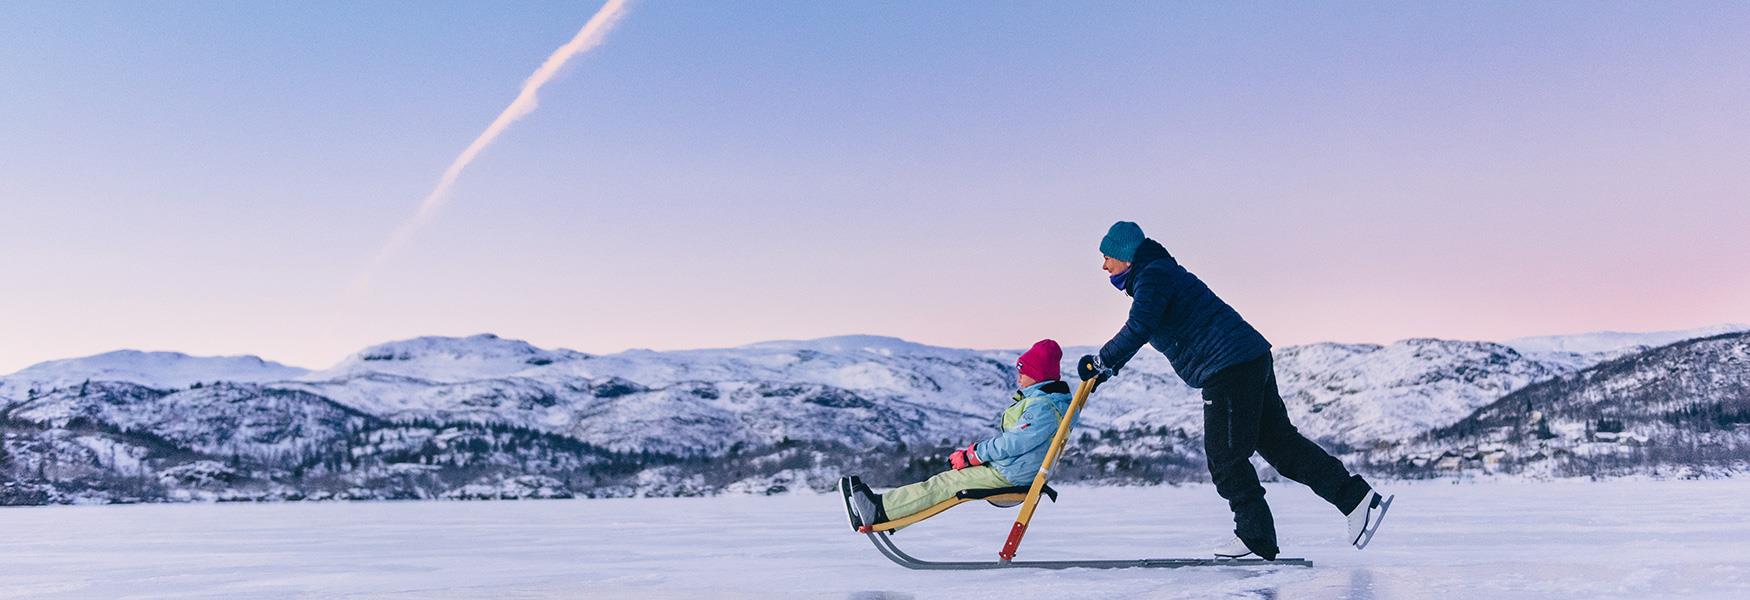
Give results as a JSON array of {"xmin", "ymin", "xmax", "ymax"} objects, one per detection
[{"xmin": 840, "ymin": 378, "xmax": 1311, "ymax": 570}]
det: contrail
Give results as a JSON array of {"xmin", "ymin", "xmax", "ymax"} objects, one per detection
[{"xmin": 351, "ymin": 0, "xmax": 630, "ymax": 294}]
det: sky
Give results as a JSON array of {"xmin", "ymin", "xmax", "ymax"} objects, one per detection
[{"xmin": 2, "ymin": 1, "xmax": 1747, "ymax": 373}]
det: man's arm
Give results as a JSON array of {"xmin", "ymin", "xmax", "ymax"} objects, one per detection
[{"xmin": 1097, "ymin": 270, "xmax": 1172, "ymax": 373}]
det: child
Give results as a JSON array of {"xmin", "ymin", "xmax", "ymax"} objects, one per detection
[{"xmin": 848, "ymin": 339, "xmax": 1075, "ymax": 527}]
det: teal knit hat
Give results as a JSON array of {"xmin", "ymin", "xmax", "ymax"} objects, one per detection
[{"xmin": 1099, "ymin": 221, "xmax": 1145, "ymax": 262}]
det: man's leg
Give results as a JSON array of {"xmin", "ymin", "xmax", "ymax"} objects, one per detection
[
  {"xmin": 1201, "ymin": 358, "xmax": 1277, "ymax": 558},
  {"xmin": 879, "ymin": 465, "xmax": 1013, "ymax": 521},
  {"xmin": 1252, "ymin": 356, "xmax": 1373, "ymax": 513}
]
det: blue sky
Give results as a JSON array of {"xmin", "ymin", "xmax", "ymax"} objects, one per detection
[{"xmin": 2, "ymin": 1, "xmax": 1747, "ymax": 371}]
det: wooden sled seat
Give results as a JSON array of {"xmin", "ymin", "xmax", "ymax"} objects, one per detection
[
  {"xmin": 862, "ymin": 484, "xmax": 1058, "ymax": 533},
  {"xmin": 956, "ymin": 484, "xmax": 1059, "ymax": 507}
]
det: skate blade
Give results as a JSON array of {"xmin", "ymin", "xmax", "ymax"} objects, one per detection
[{"xmin": 1353, "ymin": 494, "xmax": 1394, "ymax": 550}]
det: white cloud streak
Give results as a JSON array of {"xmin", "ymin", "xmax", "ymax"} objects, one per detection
[{"xmin": 351, "ymin": 0, "xmax": 631, "ymax": 294}]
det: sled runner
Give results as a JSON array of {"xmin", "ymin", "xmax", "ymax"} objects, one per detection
[{"xmin": 842, "ymin": 378, "xmax": 1311, "ymax": 570}]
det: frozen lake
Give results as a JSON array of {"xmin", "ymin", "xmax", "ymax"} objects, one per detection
[{"xmin": 3, "ymin": 479, "xmax": 1748, "ymax": 599}]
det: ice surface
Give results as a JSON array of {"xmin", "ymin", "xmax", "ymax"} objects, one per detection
[{"xmin": 2, "ymin": 479, "xmax": 1747, "ymax": 599}]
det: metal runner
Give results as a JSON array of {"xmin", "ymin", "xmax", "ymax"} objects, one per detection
[
  {"xmin": 864, "ymin": 528, "xmax": 1311, "ymax": 570},
  {"xmin": 842, "ymin": 474, "xmax": 1311, "ymax": 570}
]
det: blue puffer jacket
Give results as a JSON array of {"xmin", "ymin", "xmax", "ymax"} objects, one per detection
[
  {"xmin": 1098, "ymin": 238, "xmax": 1272, "ymax": 389},
  {"xmin": 973, "ymin": 380, "xmax": 1077, "ymax": 486}
]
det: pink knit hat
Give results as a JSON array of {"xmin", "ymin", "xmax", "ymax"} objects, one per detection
[{"xmin": 1016, "ymin": 339, "xmax": 1063, "ymax": 382}]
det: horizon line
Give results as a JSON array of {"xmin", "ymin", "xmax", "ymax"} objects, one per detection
[{"xmin": 7, "ymin": 322, "xmax": 1747, "ymax": 377}]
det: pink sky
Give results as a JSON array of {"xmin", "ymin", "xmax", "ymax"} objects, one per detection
[{"xmin": 2, "ymin": 2, "xmax": 1746, "ymax": 373}]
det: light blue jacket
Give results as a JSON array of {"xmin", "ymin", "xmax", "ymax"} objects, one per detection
[{"xmin": 973, "ymin": 380, "xmax": 1077, "ymax": 486}]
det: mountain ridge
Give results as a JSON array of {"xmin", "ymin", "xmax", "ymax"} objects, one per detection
[
  {"xmin": 12, "ymin": 323, "xmax": 1741, "ymax": 386},
  {"xmin": 3, "ymin": 325, "xmax": 1745, "ymax": 504}
]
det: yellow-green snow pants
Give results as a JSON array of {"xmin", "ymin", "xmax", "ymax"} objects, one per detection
[{"xmin": 881, "ymin": 465, "xmax": 1014, "ymax": 519}]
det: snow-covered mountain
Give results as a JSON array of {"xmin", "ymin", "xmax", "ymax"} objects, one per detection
[
  {"xmin": 1273, "ymin": 339, "xmax": 1568, "ymax": 445},
  {"xmin": 4, "ymin": 324, "xmax": 1745, "ymax": 504},
  {"xmin": 1503, "ymin": 324, "xmax": 1750, "ymax": 371},
  {"xmin": 302, "ymin": 334, "xmax": 589, "ymax": 384},
  {"xmin": 269, "ymin": 333, "xmax": 1590, "ymax": 454},
  {"xmin": 1361, "ymin": 331, "xmax": 1750, "ymax": 479},
  {"xmin": 11, "ymin": 381, "xmax": 370, "ymax": 460},
  {"xmin": 262, "ymin": 334, "xmax": 1564, "ymax": 454},
  {"xmin": 280, "ymin": 335, "xmax": 1012, "ymax": 454},
  {"xmin": 1, "ymin": 350, "xmax": 308, "ymax": 398}
]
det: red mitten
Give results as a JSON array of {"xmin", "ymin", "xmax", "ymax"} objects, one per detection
[{"xmin": 949, "ymin": 442, "xmax": 982, "ymax": 470}]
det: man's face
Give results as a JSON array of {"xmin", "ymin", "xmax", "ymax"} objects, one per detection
[{"xmin": 1102, "ymin": 255, "xmax": 1131, "ymax": 276}]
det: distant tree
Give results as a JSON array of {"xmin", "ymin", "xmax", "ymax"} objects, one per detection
[
  {"xmin": 1535, "ymin": 418, "xmax": 1556, "ymax": 440},
  {"xmin": 78, "ymin": 379, "xmax": 90, "ymax": 397},
  {"xmin": 192, "ymin": 382, "xmax": 203, "ymax": 389}
]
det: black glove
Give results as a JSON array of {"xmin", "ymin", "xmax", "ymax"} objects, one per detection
[{"xmin": 1077, "ymin": 354, "xmax": 1113, "ymax": 383}]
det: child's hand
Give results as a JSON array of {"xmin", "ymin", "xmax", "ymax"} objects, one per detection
[{"xmin": 948, "ymin": 442, "xmax": 983, "ymax": 470}]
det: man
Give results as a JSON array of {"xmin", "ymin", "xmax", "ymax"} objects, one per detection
[{"xmin": 1077, "ymin": 221, "xmax": 1392, "ymax": 560}]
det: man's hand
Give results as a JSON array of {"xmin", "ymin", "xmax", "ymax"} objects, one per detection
[
  {"xmin": 1078, "ymin": 354, "xmax": 1114, "ymax": 383},
  {"xmin": 948, "ymin": 442, "xmax": 982, "ymax": 470}
]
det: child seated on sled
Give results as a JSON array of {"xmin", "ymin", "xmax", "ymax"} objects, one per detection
[{"xmin": 848, "ymin": 339, "xmax": 1075, "ymax": 526}]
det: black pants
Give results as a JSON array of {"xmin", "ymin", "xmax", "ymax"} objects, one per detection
[{"xmin": 1201, "ymin": 353, "xmax": 1371, "ymax": 556}]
